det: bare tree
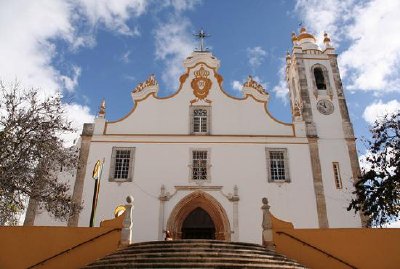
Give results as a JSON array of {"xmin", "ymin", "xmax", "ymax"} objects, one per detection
[
  {"xmin": 348, "ymin": 111, "xmax": 400, "ymax": 227},
  {"xmin": 0, "ymin": 82, "xmax": 81, "ymax": 225}
]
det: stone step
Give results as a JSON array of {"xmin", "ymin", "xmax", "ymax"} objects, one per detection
[
  {"xmin": 107, "ymin": 250, "xmax": 288, "ymax": 260},
  {"xmin": 116, "ymin": 246, "xmax": 276, "ymax": 256},
  {"xmin": 83, "ymin": 240, "xmax": 307, "ymax": 269},
  {"xmin": 85, "ymin": 257, "xmax": 303, "ymax": 268},
  {"xmin": 126, "ymin": 240, "xmax": 268, "ymax": 251},
  {"xmin": 85, "ymin": 261, "xmax": 305, "ymax": 269}
]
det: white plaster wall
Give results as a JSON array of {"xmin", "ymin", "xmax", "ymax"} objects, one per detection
[
  {"xmin": 105, "ymin": 64, "xmax": 293, "ymax": 136},
  {"xmin": 301, "ymin": 56, "xmax": 361, "ymax": 227},
  {"xmin": 318, "ymin": 139, "xmax": 361, "ymax": 227},
  {"xmin": 303, "ymin": 58, "xmax": 346, "ymax": 139},
  {"xmin": 77, "ymin": 140, "xmax": 322, "ymax": 244}
]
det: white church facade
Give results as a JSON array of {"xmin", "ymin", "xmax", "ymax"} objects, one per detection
[{"xmin": 32, "ymin": 28, "xmax": 362, "ymax": 244}]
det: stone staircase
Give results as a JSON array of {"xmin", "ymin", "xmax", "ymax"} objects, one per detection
[{"xmin": 84, "ymin": 240, "xmax": 307, "ymax": 268}]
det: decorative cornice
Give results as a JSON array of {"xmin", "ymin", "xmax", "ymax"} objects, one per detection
[
  {"xmin": 242, "ymin": 75, "xmax": 269, "ymax": 102},
  {"xmin": 131, "ymin": 74, "xmax": 159, "ymax": 101}
]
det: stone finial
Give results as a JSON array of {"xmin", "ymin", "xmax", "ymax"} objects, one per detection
[
  {"xmin": 120, "ymin": 196, "xmax": 134, "ymax": 247},
  {"xmin": 323, "ymin": 32, "xmax": 334, "ymax": 50},
  {"xmin": 291, "ymin": 32, "xmax": 298, "ymax": 45},
  {"xmin": 285, "ymin": 51, "xmax": 291, "ymax": 64},
  {"xmin": 98, "ymin": 99, "xmax": 106, "ymax": 118},
  {"xmin": 261, "ymin": 197, "xmax": 275, "ymax": 251}
]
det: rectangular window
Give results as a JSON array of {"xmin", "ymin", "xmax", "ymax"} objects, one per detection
[
  {"xmin": 109, "ymin": 147, "xmax": 135, "ymax": 182},
  {"xmin": 190, "ymin": 106, "xmax": 210, "ymax": 134},
  {"xmin": 266, "ymin": 148, "xmax": 290, "ymax": 182},
  {"xmin": 190, "ymin": 149, "xmax": 210, "ymax": 182},
  {"xmin": 333, "ymin": 162, "xmax": 342, "ymax": 189}
]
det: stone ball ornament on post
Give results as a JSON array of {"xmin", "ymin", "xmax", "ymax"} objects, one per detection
[
  {"xmin": 120, "ymin": 196, "xmax": 134, "ymax": 247},
  {"xmin": 261, "ymin": 197, "xmax": 275, "ymax": 251}
]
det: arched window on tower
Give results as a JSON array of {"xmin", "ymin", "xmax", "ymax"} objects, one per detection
[{"xmin": 314, "ymin": 67, "xmax": 326, "ymax": 90}]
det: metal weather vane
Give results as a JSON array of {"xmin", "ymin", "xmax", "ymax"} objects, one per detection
[{"xmin": 193, "ymin": 29, "xmax": 210, "ymax": 52}]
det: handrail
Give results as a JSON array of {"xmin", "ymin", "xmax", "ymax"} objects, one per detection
[
  {"xmin": 27, "ymin": 227, "xmax": 121, "ymax": 269},
  {"xmin": 276, "ymin": 231, "xmax": 357, "ymax": 269}
]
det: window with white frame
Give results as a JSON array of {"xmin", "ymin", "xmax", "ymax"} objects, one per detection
[
  {"xmin": 190, "ymin": 149, "xmax": 210, "ymax": 181},
  {"xmin": 265, "ymin": 148, "xmax": 290, "ymax": 182},
  {"xmin": 190, "ymin": 106, "xmax": 210, "ymax": 134},
  {"xmin": 109, "ymin": 147, "xmax": 135, "ymax": 182},
  {"xmin": 332, "ymin": 162, "xmax": 342, "ymax": 189}
]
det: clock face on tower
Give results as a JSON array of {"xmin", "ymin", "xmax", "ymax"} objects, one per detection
[{"xmin": 317, "ymin": 99, "xmax": 334, "ymax": 115}]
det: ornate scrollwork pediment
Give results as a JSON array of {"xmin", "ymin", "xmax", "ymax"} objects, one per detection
[
  {"xmin": 133, "ymin": 74, "xmax": 158, "ymax": 93},
  {"xmin": 243, "ymin": 76, "xmax": 267, "ymax": 95},
  {"xmin": 242, "ymin": 75, "xmax": 269, "ymax": 102},
  {"xmin": 131, "ymin": 74, "xmax": 159, "ymax": 101},
  {"xmin": 190, "ymin": 66, "xmax": 212, "ymax": 104}
]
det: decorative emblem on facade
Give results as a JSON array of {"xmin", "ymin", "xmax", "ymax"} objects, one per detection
[
  {"xmin": 190, "ymin": 66, "xmax": 212, "ymax": 104},
  {"xmin": 243, "ymin": 76, "xmax": 268, "ymax": 95},
  {"xmin": 133, "ymin": 74, "xmax": 158, "ymax": 93}
]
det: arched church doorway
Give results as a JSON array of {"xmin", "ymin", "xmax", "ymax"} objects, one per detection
[
  {"xmin": 181, "ymin": 207, "xmax": 216, "ymax": 239},
  {"xmin": 166, "ymin": 191, "xmax": 231, "ymax": 240}
]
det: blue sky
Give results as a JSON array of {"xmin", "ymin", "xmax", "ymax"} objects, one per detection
[{"xmin": 0, "ymin": 0, "xmax": 399, "ymax": 156}]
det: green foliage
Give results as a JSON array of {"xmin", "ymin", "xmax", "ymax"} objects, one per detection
[
  {"xmin": 348, "ymin": 111, "xmax": 400, "ymax": 227},
  {"xmin": 0, "ymin": 82, "xmax": 81, "ymax": 225}
]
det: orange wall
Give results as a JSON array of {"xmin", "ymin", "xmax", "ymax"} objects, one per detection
[
  {"xmin": 0, "ymin": 215, "xmax": 123, "ymax": 269},
  {"xmin": 272, "ymin": 217, "xmax": 400, "ymax": 269}
]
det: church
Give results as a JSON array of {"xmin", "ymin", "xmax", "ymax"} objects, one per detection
[{"xmin": 32, "ymin": 27, "xmax": 362, "ymax": 244}]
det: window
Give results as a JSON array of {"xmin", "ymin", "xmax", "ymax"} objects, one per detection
[
  {"xmin": 109, "ymin": 147, "xmax": 135, "ymax": 182},
  {"xmin": 190, "ymin": 106, "xmax": 210, "ymax": 134},
  {"xmin": 332, "ymin": 162, "xmax": 342, "ymax": 189},
  {"xmin": 314, "ymin": 67, "xmax": 326, "ymax": 89},
  {"xmin": 190, "ymin": 149, "xmax": 210, "ymax": 182},
  {"xmin": 266, "ymin": 148, "xmax": 290, "ymax": 182}
]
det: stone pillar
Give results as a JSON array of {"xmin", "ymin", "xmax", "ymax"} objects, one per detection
[
  {"xmin": 120, "ymin": 196, "xmax": 134, "ymax": 247},
  {"xmin": 261, "ymin": 197, "xmax": 274, "ymax": 251},
  {"xmin": 68, "ymin": 123, "xmax": 93, "ymax": 227},
  {"xmin": 158, "ymin": 185, "xmax": 171, "ymax": 240},
  {"xmin": 308, "ymin": 138, "xmax": 329, "ymax": 228},
  {"xmin": 229, "ymin": 185, "xmax": 240, "ymax": 241}
]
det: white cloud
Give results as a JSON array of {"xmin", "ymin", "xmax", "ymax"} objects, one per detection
[
  {"xmin": 362, "ymin": 99, "xmax": 400, "ymax": 125},
  {"xmin": 62, "ymin": 103, "xmax": 95, "ymax": 147},
  {"xmin": 272, "ymin": 63, "xmax": 289, "ymax": 104},
  {"xmin": 169, "ymin": 0, "xmax": 202, "ymax": 12},
  {"xmin": 121, "ymin": 50, "xmax": 132, "ymax": 63},
  {"xmin": 0, "ymin": 0, "xmax": 148, "ymax": 94},
  {"xmin": 295, "ymin": 0, "xmax": 400, "ymax": 93},
  {"xmin": 295, "ymin": 0, "xmax": 354, "ymax": 44},
  {"xmin": 339, "ymin": 0, "xmax": 400, "ymax": 92},
  {"xmin": 0, "ymin": 0, "xmax": 74, "ymax": 95},
  {"xmin": 247, "ymin": 46, "xmax": 267, "ymax": 70},
  {"xmin": 76, "ymin": 0, "xmax": 147, "ymax": 36},
  {"xmin": 60, "ymin": 66, "xmax": 82, "ymax": 92},
  {"xmin": 231, "ymin": 81, "xmax": 243, "ymax": 92},
  {"xmin": 154, "ymin": 16, "xmax": 195, "ymax": 90}
]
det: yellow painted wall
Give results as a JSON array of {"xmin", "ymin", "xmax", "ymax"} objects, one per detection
[
  {"xmin": 0, "ymin": 215, "xmax": 124, "ymax": 269},
  {"xmin": 272, "ymin": 216, "xmax": 400, "ymax": 269}
]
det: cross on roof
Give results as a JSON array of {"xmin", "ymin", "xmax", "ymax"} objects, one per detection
[{"xmin": 193, "ymin": 29, "xmax": 210, "ymax": 52}]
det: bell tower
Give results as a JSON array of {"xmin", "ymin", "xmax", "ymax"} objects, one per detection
[{"xmin": 286, "ymin": 27, "xmax": 363, "ymax": 228}]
